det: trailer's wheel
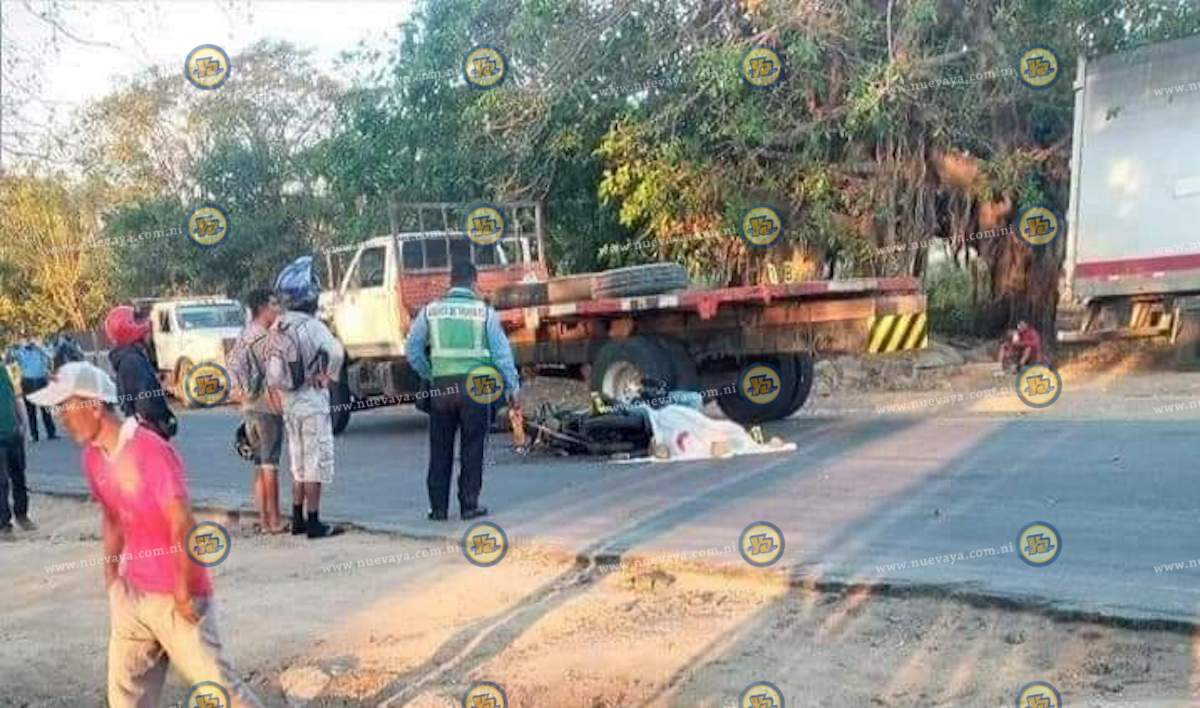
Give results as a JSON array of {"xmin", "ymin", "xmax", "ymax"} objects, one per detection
[
  {"xmin": 174, "ymin": 358, "xmax": 197, "ymax": 409},
  {"xmin": 591, "ymin": 337, "xmax": 675, "ymax": 403},
  {"xmin": 592, "ymin": 263, "xmax": 688, "ymax": 299},
  {"xmin": 780, "ymin": 353, "xmax": 815, "ymax": 417},
  {"xmin": 330, "ymin": 365, "xmax": 351, "ymax": 435},
  {"xmin": 650, "ymin": 336, "xmax": 700, "ymax": 392},
  {"xmin": 708, "ymin": 355, "xmax": 801, "ymax": 425},
  {"xmin": 1174, "ymin": 308, "xmax": 1200, "ymax": 369}
]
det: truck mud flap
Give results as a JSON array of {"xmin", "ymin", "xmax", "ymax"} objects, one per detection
[{"xmin": 866, "ymin": 312, "xmax": 928, "ymax": 353}]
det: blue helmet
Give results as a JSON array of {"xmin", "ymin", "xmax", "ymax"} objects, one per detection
[{"xmin": 274, "ymin": 255, "xmax": 320, "ymax": 310}]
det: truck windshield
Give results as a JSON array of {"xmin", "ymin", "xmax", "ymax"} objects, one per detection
[{"xmin": 177, "ymin": 304, "xmax": 245, "ymax": 330}]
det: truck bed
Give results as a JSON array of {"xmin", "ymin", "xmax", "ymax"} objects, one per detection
[{"xmin": 500, "ymin": 277, "xmax": 926, "ymax": 358}]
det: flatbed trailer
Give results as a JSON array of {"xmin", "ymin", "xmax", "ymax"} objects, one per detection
[{"xmin": 321, "ymin": 202, "xmax": 927, "ymax": 432}]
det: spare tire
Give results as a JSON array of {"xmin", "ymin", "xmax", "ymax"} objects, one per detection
[
  {"xmin": 592, "ymin": 263, "xmax": 688, "ymax": 299},
  {"xmin": 491, "ymin": 282, "xmax": 549, "ymax": 309}
]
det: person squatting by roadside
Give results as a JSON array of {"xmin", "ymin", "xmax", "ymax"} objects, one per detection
[
  {"xmin": 105, "ymin": 305, "xmax": 178, "ymax": 440},
  {"xmin": 0, "ymin": 359, "xmax": 34, "ymax": 540},
  {"xmin": 999, "ymin": 320, "xmax": 1047, "ymax": 373},
  {"xmin": 7, "ymin": 337, "xmax": 57, "ymax": 442},
  {"xmin": 30, "ymin": 362, "xmax": 262, "ymax": 707},
  {"xmin": 229, "ymin": 289, "xmax": 287, "ymax": 534},
  {"xmin": 406, "ymin": 259, "xmax": 521, "ymax": 522},
  {"xmin": 267, "ymin": 257, "xmax": 345, "ymax": 539}
]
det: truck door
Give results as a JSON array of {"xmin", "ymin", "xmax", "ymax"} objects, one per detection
[
  {"xmin": 333, "ymin": 243, "xmax": 404, "ymax": 358},
  {"xmin": 152, "ymin": 305, "xmax": 179, "ymax": 374}
]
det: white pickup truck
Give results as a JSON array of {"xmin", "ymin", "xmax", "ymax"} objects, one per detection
[{"xmin": 140, "ymin": 297, "xmax": 246, "ymax": 406}]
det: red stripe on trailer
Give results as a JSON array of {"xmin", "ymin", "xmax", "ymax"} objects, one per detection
[
  {"xmin": 498, "ymin": 276, "xmax": 923, "ymax": 324},
  {"xmin": 1076, "ymin": 253, "xmax": 1200, "ymax": 279}
]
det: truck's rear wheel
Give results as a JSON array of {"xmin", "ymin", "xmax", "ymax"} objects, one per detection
[
  {"xmin": 781, "ymin": 353, "xmax": 815, "ymax": 417},
  {"xmin": 650, "ymin": 336, "xmax": 699, "ymax": 392},
  {"xmin": 591, "ymin": 337, "xmax": 675, "ymax": 403},
  {"xmin": 707, "ymin": 355, "xmax": 802, "ymax": 425},
  {"xmin": 330, "ymin": 365, "xmax": 351, "ymax": 435}
]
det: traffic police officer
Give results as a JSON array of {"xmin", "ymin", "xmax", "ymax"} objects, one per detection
[{"xmin": 406, "ymin": 259, "xmax": 521, "ymax": 521}]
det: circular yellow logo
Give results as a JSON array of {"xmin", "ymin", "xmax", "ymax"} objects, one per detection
[
  {"xmin": 1018, "ymin": 46, "xmax": 1060, "ymax": 89},
  {"xmin": 463, "ymin": 45, "xmax": 507, "ymax": 89},
  {"xmin": 184, "ymin": 205, "xmax": 231, "ymax": 248},
  {"xmin": 462, "ymin": 681, "xmax": 507, "ymax": 708},
  {"xmin": 465, "ymin": 365, "xmax": 505, "ymax": 406},
  {"xmin": 739, "ymin": 205, "xmax": 783, "ymax": 247},
  {"xmin": 739, "ymin": 521, "xmax": 785, "ymax": 568},
  {"xmin": 1016, "ymin": 680, "xmax": 1061, "ymax": 708},
  {"xmin": 741, "ymin": 46, "xmax": 784, "ymax": 89},
  {"xmin": 464, "ymin": 204, "xmax": 505, "ymax": 246},
  {"xmin": 740, "ymin": 680, "xmax": 785, "ymax": 708},
  {"xmin": 187, "ymin": 521, "xmax": 231, "ymax": 568},
  {"xmin": 185, "ymin": 362, "xmax": 232, "ymax": 408},
  {"xmin": 1015, "ymin": 364, "xmax": 1062, "ymax": 409},
  {"xmin": 462, "ymin": 522, "xmax": 509, "ymax": 567},
  {"xmin": 1018, "ymin": 206, "xmax": 1060, "ymax": 246},
  {"xmin": 184, "ymin": 44, "xmax": 231, "ymax": 90},
  {"xmin": 186, "ymin": 681, "xmax": 231, "ymax": 708},
  {"xmin": 739, "ymin": 363, "xmax": 783, "ymax": 406},
  {"xmin": 1017, "ymin": 522, "xmax": 1061, "ymax": 567}
]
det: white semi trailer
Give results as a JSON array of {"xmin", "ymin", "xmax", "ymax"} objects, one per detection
[{"xmin": 1061, "ymin": 34, "xmax": 1200, "ymax": 360}]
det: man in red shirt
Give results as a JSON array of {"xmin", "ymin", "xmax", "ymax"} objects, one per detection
[
  {"xmin": 999, "ymin": 320, "xmax": 1046, "ymax": 372},
  {"xmin": 30, "ymin": 362, "xmax": 261, "ymax": 707}
]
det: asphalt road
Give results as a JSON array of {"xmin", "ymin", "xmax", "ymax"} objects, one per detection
[{"xmin": 23, "ymin": 396, "xmax": 1200, "ymax": 627}]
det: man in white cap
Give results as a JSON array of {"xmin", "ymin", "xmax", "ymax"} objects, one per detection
[{"xmin": 30, "ymin": 362, "xmax": 262, "ymax": 707}]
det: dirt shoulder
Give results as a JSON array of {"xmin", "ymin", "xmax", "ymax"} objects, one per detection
[{"xmin": 3, "ymin": 495, "xmax": 1194, "ymax": 707}]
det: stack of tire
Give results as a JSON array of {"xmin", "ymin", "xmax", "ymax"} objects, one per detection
[{"xmin": 492, "ymin": 263, "xmax": 689, "ymax": 308}]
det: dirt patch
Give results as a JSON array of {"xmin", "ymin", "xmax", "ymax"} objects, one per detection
[{"xmin": 4, "ymin": 495, "xmax": 1196, "ymax": 707}]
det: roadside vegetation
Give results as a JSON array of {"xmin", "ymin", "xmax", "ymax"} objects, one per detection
[{"xmin": 3, "ymin": 0, "xmax": 1199, "ymax": 337}]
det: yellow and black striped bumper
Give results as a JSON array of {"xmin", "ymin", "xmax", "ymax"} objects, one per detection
[{"xmin": 867, "ymin": 312, "xmax": 928, "ymax": 353}]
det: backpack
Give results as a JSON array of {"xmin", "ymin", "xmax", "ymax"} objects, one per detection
[{"xmin": 265, "ymin": 315, "xmax": 327, "ymax": 391}]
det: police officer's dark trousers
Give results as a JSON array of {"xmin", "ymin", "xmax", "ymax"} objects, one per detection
[
  {"xmin": 0, "ymin": 432, "xmax": 28, "ymax": 527},
  {"xmin": 427, "ymin": 377, "xmax": 489, "ymax": 514}
]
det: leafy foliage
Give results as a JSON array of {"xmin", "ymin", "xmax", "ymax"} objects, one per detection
[{"xmin": 3, "ymin": 0, "xmax": 1200, "ymax": 340}]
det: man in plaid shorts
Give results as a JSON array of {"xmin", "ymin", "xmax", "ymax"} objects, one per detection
[{"xmin": 268, "ymin": 257, "xmax": 345, "ymax": 539}]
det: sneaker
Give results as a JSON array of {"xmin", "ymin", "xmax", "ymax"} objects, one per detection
[
  {"xmin": 15, "ymin": 517, "xmax": 36, "ymax": 531},
  {"xmin": 0, "ymin": 526, "xmax": 14, "ymax": 541},
  {"xmin": 427, "ymin": 510, "xmax": 448, "ymax": 522},
  {"xmin": 306, "ymin": 522, "xmax": 344, "ymax": 539},
  {"xmin": 291, "ymin": 520, "xmax": 307, "ymax": 536}
]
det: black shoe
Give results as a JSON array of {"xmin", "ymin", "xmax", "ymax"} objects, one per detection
[
  {"xmin": 427, "ymin": 510, "xmax": 448, "ymax": 521},
  {"xmin": 307, "ymin": 522, "xmax": 344, "ymax": 539},
  {"xmin": 460, "ymin": 506, "xmax": 489, "ymax": 521},
  {"xmin": 291, "ymin": 520, "xmax": 307, "ymax": 535},
  {"xmin": 15, "ymin": 517, "xmax": 36, "ymax": 531}
]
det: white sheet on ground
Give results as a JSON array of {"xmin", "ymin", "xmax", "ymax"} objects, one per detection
[{"xmin": 621, "ymin": 404, "xmax": 796, "ymax": 463}]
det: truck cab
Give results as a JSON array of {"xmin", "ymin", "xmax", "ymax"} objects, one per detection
[
  {"xmin": 319, "ymin": 203, "xmax": 547, "ymax": 432},
  {"xmin": 147, "ymin": 297, "xmax": 246, "ymax": 403},
  {"xmin": 321, "ymin": 230, "xmax": 545, "ymax": 359}
]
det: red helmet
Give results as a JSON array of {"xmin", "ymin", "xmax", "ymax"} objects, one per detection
[{"xmin": 104, "ymin": 305, "xmax": 151, "ymax": 347}]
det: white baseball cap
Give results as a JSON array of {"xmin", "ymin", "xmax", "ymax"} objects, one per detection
[{"xmin": 27, "ymin": 361, "xmax": 119, "ymax": 407}]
